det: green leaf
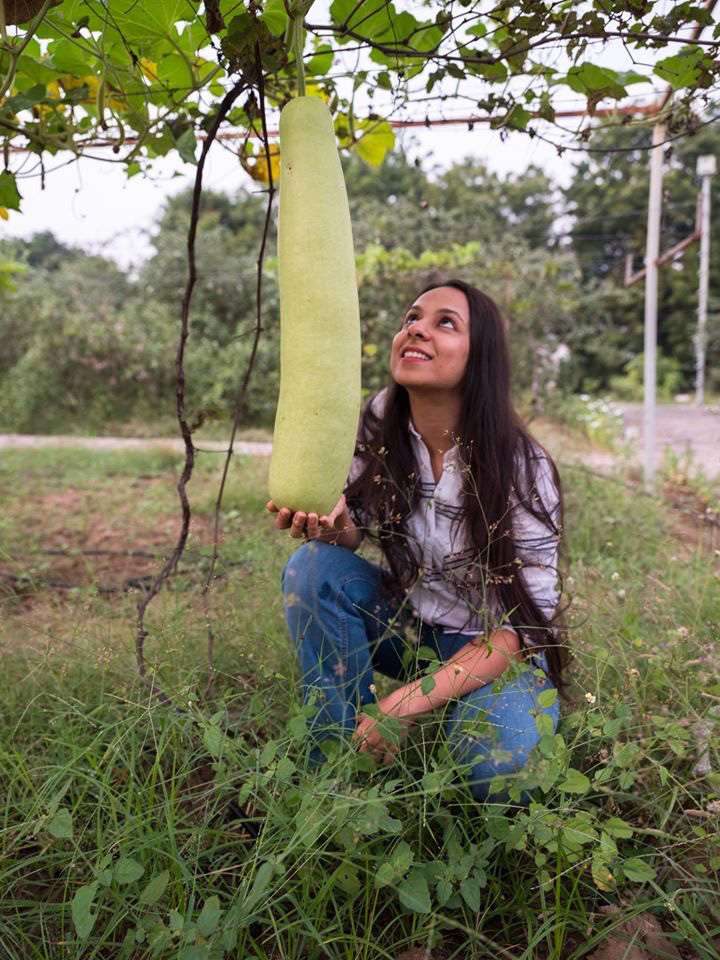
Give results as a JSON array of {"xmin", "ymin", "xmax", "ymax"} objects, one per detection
[
  {"xmin": 306, "ymin": 45, "xmax": 333, "ymax": 76},
  {"xmin": 72, "ymin": 881, "xmax": 99, "ymax": 940},
  {"xmin": 0, "ymin": 172, "xmax": 22, "ymax": 212},
  {"xmin": 114, "ymin": 857, "xmax": 145, "ymax": 885},
  {"xmin": 561, "ymin": 63, "xmax": 643, "ymax": 103},
  {"xmin": 392, "ymin": 840, "xmax": 414, "ymax": 874},
  {"xmin": 621, "ymin": 858, "xmax": 656, "ymax": 882},
  {"xmin": 260, "ymin": 739, "xmax": 278, "ymax": 766},
  {"xmin": 436, "ymin": 876, "xmax": 453, "ymax": 905},
  {"xmin": 46, "ymin": 38, "xmax": 92, "ymax": 75},
  {"xmin": 196, "ymin": 895, "xmax": 222, "ymax": 937},
  {"xmin": 157, "ymin": 53, "xmax": 194, "ymax": 93},
  {"xmin": 203, "ymin": 725, "xmax": 224, "ymax": 758},
  {"xmin": 276, "ymin": 755, "xmax": 296, "ymax": 779},
  {"xmin": 603, "ymin": 817, "xmax": 633, "ymax": 839},
  {"xmin": 175, "ymin": 128, "xmax": 198, "ymax": 165},
  {"xmin": 139, "ymin": 870, "xmax": 169, "ymax": 905},
  {"xmin": 421, "ymin": 675, "xmax": 437, "ymax": 696},
  {"xmin": 261, "ymin": 0, "xmax": 287, "ymax": 37},
  {"xmin": 655, "ymin": 46, "xmax": 704, "ymax": 90},
  {"xmin": 375, "ymin": 861, "xmax": 396, "ymax": 888},
  {"xmin": 0, "ymin": 84, "xmax": 47, "ymax": 117},
  {"xmin": 47, "ymin": 808, "xmax": 73, "ymax": 839},
  {"xmin": 537, "ymin": 688, "xmax": 557, "ymax": 708},
  {"xmin": 466, "ymin": 21, "xmax": 487, "ymax": 39},
  {"xmin": 179, "ymin": 947, "xmax": 209, "ymax": 960},
  {"xmin": 557, "ymin": 768, "xmax": 590, "ymax": 794},
  {"xmin": 398, "ymin": 870, "xmax": 431, "ymax": 913},
  {"xmin": 460, "ymin": 876, "xmax": 481, "ymax": 911},
  {"xmin": 242, "ymin": 861, "xmax": 274, "ymax": 915},
  {"xmin": 355, "ymin": 119, "xmax": 395, "ymax": 167},
  {"xmin": 535, "ymin": 712, "xmax": 554, "ymax": 736}
]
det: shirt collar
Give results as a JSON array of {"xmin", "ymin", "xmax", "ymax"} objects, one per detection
[{"xmin": 408, "ymin": 416, "xmax": 458, "ymax": 464}]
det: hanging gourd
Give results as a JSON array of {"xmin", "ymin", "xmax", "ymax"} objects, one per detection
[
  {"xmin": 268, "ymin": 6, "xmax": 361, "ymax": 517},
  {"xmin": 1, "ymin": 0, "xmax": 62, "ymax": 25}
]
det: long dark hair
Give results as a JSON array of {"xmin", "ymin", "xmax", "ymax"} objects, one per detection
[{"xmin": 345, "ymin": 279, "xmax": 571, "ymax": 697}]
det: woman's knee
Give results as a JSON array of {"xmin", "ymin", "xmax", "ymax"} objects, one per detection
[
  {"xmin": 281, "ymin": 540, "xmax": 378, "ymax": 608},
  {"xmin": 281, "ymin": 541, "xmax": 333, "ymax": 597},
  {"xmin": 443, "ymin": 686, "xmax": 559, "ymax": 803}
]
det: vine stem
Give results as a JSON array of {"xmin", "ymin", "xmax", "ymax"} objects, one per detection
[
  {"xmin": 294, "ymin": 12, "xmax": 306, "ymax": 97},
  {"xmin": 203, "ymin": 42, "xmax": 276, "ymax": 700},
  {"xmin": 135, "ymin": 76, "xmax": 247, "ymax": 708}
]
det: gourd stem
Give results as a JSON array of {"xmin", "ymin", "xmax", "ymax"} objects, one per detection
[{"xmin": 294, "ymin": 13, "xmax": 305, "ymax": 97}]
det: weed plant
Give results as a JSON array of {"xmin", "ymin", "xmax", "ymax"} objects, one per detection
[{"xmin": 0, "ymin": 448, "xmax": 718, "ymax": 959}]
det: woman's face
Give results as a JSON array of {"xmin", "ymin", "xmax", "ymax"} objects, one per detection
[{"xmin": 390, "ymin": 286, "xmax": 471, "ymax": 394}]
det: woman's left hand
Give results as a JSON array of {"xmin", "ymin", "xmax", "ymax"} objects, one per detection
[{"xmin": 352, "ymin": 705, "xmax": 412, "ymax": 766}]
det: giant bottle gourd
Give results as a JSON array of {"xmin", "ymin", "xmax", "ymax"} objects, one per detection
[{"xmin": 268, "ymin": 96, "xmax": 361, "ymax": 516}]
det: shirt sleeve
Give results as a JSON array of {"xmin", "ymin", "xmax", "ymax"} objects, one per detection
[
  {"xmin": 510, "ymin": 454, "xmax": 561, "ymax": 633},
  {"xmin": 344, "ymin": 452, "xmax": 368, "ymax": 538}
]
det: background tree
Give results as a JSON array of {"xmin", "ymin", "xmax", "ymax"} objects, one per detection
[{"xmin": 564, "ymin": 123, "xmax": 720, "ymax": 393}]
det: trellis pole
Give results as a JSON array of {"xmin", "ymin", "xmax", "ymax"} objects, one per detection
[
  {"xmin": 695, "ymin": 154, "xmax": 716, "ymax": 406},
  {"xmin": 643, "ymin": 122, "xmax": 665, "ymax": 495}
]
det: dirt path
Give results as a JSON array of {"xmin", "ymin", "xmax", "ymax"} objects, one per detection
[
  {"xmin": 0, "ymin": 434, "xmax": 273, "ymax": 457},
  {"xmin": 615, "ymin": 402, "xmax": 719, "ymax": 479},
  {"xmin": 1, "ymin": 402, "xmax": 717, "ymax": 479}
]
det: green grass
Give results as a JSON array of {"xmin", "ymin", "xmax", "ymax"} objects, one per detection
[{"xmin": 0, "ymin": 446, "xmax": 719, "ymax": 959}]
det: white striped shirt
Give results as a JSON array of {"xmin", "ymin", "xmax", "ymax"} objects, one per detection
[{"xmin": 345, "ymin": 388, "xmax": 561, "ymax": 645}]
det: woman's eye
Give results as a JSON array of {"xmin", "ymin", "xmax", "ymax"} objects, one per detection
[{"xmin": 440, "ymin": 317, "xmax": 454, "ymax": 327}]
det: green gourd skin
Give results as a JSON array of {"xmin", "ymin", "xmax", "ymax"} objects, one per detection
[{"xmin": 268, "ymin": 96, "xmax": 361, "ymax": 516}]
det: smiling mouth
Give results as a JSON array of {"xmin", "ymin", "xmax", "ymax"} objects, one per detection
[{"xmin": 401, "ymin": 349, "xmax": 432, "ymax": 361}]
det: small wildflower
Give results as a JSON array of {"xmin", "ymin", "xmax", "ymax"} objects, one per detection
[
  {"xmin": 369, "ymin": 683, "xmax": 376, "ymax": 694},
  {"xmin": 676, "ymin": 626, "xmax": 690, "ymax": 637},
  {"xmin": 664, "ymin": 900, "xmax": 675, "ymax": 912},
  {"xmin": 670, "ymin": 555, "xmax": 677, "ymax": 562},
  {"xmin": 617, "ymin": 589, "xmax": 626, "ymax": 599},
  {"xmin": 585, "ymin": 692, "xmax": 596, "ymax": 704},
  {"xmin": 453, "ymin": 664, "xmax": 464, "ymax": 674},
  {"xmin": 629, "ymin": 668, "xmax": 640, "ymax": 679},
  {"xmin": 610, "ymin": 571, "xmax": 620, "ymax": 581}
]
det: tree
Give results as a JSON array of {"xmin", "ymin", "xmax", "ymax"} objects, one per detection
[{"xmin": 564, "ymin": 123, "xmax": 720, "ymax": 391}]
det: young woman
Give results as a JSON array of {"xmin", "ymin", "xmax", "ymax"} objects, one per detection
[{"xmin": 267, "ymin": 279, "xmax": 568, "ymax": 803}]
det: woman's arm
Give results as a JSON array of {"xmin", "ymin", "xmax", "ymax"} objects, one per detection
[{"xmin": 378, "ymin": 628, "xmax": 522, "ymax": 720}]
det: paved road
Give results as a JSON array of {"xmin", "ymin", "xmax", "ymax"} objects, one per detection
[{"xmin": 1, "ymin": 402, "xmax": 717, "ymax": 479}]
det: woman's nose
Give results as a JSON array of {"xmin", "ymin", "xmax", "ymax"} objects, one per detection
[{"xmin": 408, "ymin": 323, "xmax": 430, "ymax": 339}]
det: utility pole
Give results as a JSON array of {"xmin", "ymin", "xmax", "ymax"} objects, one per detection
[
  {"xmin": 643, "ymin": 122, "xmax": 665, "ymax": 495},
  {"xmin": 695, "ymin": 154, "xmax": 716, "ymax": 406}
]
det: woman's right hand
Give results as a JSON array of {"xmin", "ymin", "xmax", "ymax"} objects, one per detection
[{"xmin": 266, "ymin": 493, "xmax": 348, "ymax": 541}]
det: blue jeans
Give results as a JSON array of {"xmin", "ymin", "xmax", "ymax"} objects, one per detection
[{"xmin": 281, "ymin": 541, "xmax": 560, "ymax": 803}]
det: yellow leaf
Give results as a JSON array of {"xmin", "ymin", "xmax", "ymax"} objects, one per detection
[
  {"xmin": 0, "ymin": 207, "xmax": 9, "ymax": 220},
  {"xmin": 354, "ymin": 119, "xmax": 395, "ymax": 167},
  {"xmin": 239, "ymin": 144, "xmax": 281, "ymax": 184},
  {"xmin": 139, "ymin": 59, "xmax": 158, "ymax": 82},
  {"xmin": 305, "ymin": 83, "xmax": 330, "ymax": 103}
]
